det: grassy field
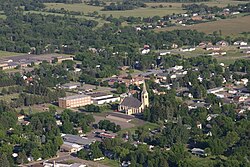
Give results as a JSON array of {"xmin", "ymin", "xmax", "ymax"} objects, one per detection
[
  {"xmin": 169, "ymin": 46, "xmax": 249, "ymax": 65},
  {"xmin": 156, "ymin": 15, "xmax": 250, "ymax": 35},
  {"xmin": 118, "ymin": 121, "xmax": 159, "ymax": 135},
  {"xmin": 45, "ymin": 2, "xmax": 185, "ymax": 17},
  {"xmin": 45, "ymin": 0, "xmax": 249, "ymax": 18},
  {"xmin": 99, "ymin": 159, "xmax": 120, "ymax": 167},
  {"xmin": 0, "ymin": 51, "xmax": 22, "ymax": 57},
  {"xmin": 146, "ymin": 0, "xmax": 248, "ymax": 8},
  {"xmin": 0, "ymin": 14, "xmax": 6, "ymax": 19}
]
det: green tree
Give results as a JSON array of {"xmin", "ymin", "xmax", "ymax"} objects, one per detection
[
  {"xmin": 0, "ymin": 154, "xmax": 10, "ymax": 167},
  {"xmin": 31, "ymin": 148, "xmax": 42, "ymax": 160}
]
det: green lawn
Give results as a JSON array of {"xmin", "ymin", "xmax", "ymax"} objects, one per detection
[
  {"xmin": 99, "ymin": 158, "xmax": 120, "ymax": 167},
  {"xmin": 118, "ymin": 121, "xmax": 159, "ymax": 135},
  {"xmin": 0, "ymin": 14, "xmax": 6, "ymax": 19},
  {"xmin": 0, "ymin": 51, "xmax": 22, "ymax": 57}
]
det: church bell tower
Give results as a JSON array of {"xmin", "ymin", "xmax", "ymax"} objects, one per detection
[{"xmin": 141, "ymin": 81, "xmax": 149, "ymax": 108}]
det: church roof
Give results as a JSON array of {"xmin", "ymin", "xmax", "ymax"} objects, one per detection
[{"xmin": 120, "ymin": 96, "xmax": 142, "ymax": 108}]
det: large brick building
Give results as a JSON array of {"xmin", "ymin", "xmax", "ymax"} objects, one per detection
[{"xmin": 58, "ymin": 94, "xmax": 92, "ymax": 108}]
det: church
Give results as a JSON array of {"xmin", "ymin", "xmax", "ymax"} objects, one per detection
[{"xmin": 118, "ymin": 81, "xmax": 149, "ymax": 115}]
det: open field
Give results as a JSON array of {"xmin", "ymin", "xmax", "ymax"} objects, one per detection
[
  {"xmin": 45, "ymin": 2, "xmax": 185, "ymax": 17},
  {"xmin": 45, "ymin": 2, "xmax": 102, "ymax": 13},
  {"xmin": 0, "ymin": 11, "xmax": 6, "ymax": 19},
  {"xmin": 0, "ymin": 51, "xmax": 22, "ymax": 57},
  {"xmin": 45, "ymin": 0, "xmax": 249, "ymax": 18},
  {"xmin": 156, "ymin": 15, "xmax": 250, "ymax": 35},
  {"xmin": 0, "ymin": 14, "xmax": 6, "ymax": 19},
  {"xmin": 99, "ymin": 159, "xmax": 119, "ymax": 167},
  {"xmin": 146, "ymin": 0, "xmax": 248, "ymax": 8},
  {"xmin": 166, "ymin": 45, "xmax": 250, "ymax": 65}
]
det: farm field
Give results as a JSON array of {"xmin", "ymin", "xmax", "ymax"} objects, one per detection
[
  {"xmin": 145, "ymin": 0, "xmax": 248, "ymax": 8},
  {"xmin": 44, "ymin": 0, "xmax": 249, "ymax": 18},
  {"xmin": 156, "ymin": 15, "xmax": 250, "ymax": 35},
  {"xmin": 166, "ymin": 46, "xmax": 250, "ymax": 65}
]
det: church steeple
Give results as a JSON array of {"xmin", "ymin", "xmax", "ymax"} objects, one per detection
[{"xmin": 141, "ymin": 81, "xmax": 149, "ymax": 108}]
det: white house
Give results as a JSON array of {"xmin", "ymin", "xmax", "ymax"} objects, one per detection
[
  {"xmin": 207, "ymin": 87, "xmax": 224, "ymax": 94},
  {"xmin": 234, "ymin": 41, "xmax": 247, "ymax": 46},
  {"xmin": 141, "ymin": 48, "xmax": 150, "ymax": 54}
]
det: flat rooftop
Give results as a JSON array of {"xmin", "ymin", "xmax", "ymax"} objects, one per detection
[
  {"xmin": 62, "ymin": 134, "xmax": 94, "ymax": 145},
  {"xmin": 87, "ymin": 92, "xmax": 109, "ymax": 98},
  {"xmin": 0, "ymin": 54, "xmax": 74, "ymax": 64},
  {"xmin": 59, "ymin": 94, "xmax": 90, "ymax": 100},
  {"xmin": 62, "ymin": 82, "xmax": 81, "ymax": 87}
]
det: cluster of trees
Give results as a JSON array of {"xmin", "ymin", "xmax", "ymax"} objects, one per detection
[
  {"xmin": 0, "ymin": 102, "xmax": 63, "ymax": 165},
  {"xmin": 86, "ymin": 0, "xmax": 106, "ymax": 6},
  {"xmin": 98, "ymin": 120, "xmax": 121, "ymax": 133},
  {"xmin": 77, "ymin": 142, "xmax": 103, "ymax": 160},
  {"xmin": 143, "ymin": 90, "xmax": 180, "ymax": 122},
  {"xmin": 10, "ymin": 89, "xmax": 65, "ymax": 107},
  {"xmin": 60, "ymin": 109, "xmax": 95, "ymax": 134},
  {"xmin": 182, "ymin": 3, "xmax": 222, "ymax": 14},
  {"xmin": 103, "ymin": 0, "xmax": 147, "ymax": 11},
  {"xmin": 0, "ymin": 72, "xmax": 21, "ymax": 87},
  {"xmin": 84, "ymin": 104, "xmax": 101, "ymax": 112},
  {"xmin": 1, "ymin": 86, "xmax": 23, "ymax": 95},
  {"xmin": 229, "ymin": 59, "xmax": 250, "ymax": 73},
  {"xmin": 0, "ymin": 0, "xmax": 221, "ymax": 55},
  {"xmin": 142, "ymin": 0, "xmax": 209, "ymax": 2},
  {"xmin": 76, "ymin": 51, "xmax": 120, "ymax": 78}
]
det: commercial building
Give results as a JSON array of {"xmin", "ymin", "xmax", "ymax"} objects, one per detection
[
  {"xmin": 58, "ymin": 94, "xmax": 92, "ymax": 108},
  {"xmin": 62, "ymin": 134, "xmax": 95, "ymax": 146},
  {"xmin": 60, "ymin": 142, "xmax": 82, "ymax": 153},
  {"xmin": 0, "ymin": 54, "xmax": 74, "ymax": 70},
  {"xmin": 88, "ymin": 92, "xmax": 120, "ymax": 105},
  {"xmin": 61, "ymin": 82, "xmax": 81, "ymax": 90}
]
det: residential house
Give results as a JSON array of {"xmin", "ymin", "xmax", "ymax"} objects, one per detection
[
  {"xmin": 191, "ymin": 148, "xmax": 207, "ymax": 157},
  {"xmin": 207, "ymin": 87, "xmax": 224, "ymax": 94},
  {"xmin": 216, "ymin": 41, "xmax": 229, "ymax": 46},
  {"xmin": 234, "ymin": 41, "xmax": 247, "ymax": 46},
  {"xmin": 60, "ymin": 142, "xmax": 82, "ymax": 153},
  {"xmin": 233, "ymin": 96, "xmax": 248, "ymax": 103},
  {"xmin": 205, "ymin": 45, "xmax": 221, "ymax": 51},
  {"xmin": 238, "ymin": 46, "xmax": 250, "ymax": 50}
]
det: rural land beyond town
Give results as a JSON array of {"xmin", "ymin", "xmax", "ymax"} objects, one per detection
[{"xmin": 0, "ymin": 0, "xmax": 250, "ymax": 167}]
